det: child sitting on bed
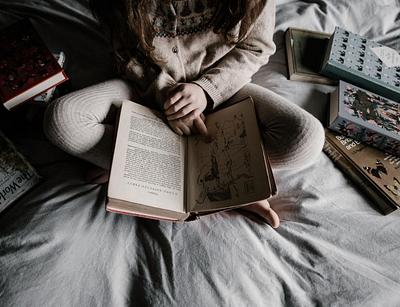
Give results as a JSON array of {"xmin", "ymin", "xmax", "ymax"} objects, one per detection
[{"xmin": 43, "ymin": 0, "xmax": 325, "ymax": 228}]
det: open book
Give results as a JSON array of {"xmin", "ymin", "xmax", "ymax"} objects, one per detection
[{"xmin": 107, "ymin": 97, "xmax": 277, "ymax": 221}]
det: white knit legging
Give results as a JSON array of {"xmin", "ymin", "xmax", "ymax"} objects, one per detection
[{"xmin": 43, "ymin": 79, "xmax": 325, "ymax": 170}]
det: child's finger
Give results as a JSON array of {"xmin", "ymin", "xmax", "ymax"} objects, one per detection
[
  {"xmin": 176, "ymin": 109, "xmax": 201, "ymax": 122},
  {"xmin": 172, "ymin": 126, "xmax": 183, "ymax": 136},
  {"xmin": 193, "ymin": 117, "xmax": 208, "ymax": 137},
  {"xmin": 164, "ymin": 92, "xmax": 183, "ymax": 110},
  {"xmin": 178, "ymin": 122, "xmax": 191, "ymax": 135},
  {"xmin": 166, "ymin": 103, "xmax": 196, "ymax": 120},
  {"xmin": 165, "ymin": 98, "xmax": 189, "ymax": 116}
]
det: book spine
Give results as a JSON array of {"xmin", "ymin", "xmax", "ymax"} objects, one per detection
[
  {"xmin": 323, "ymin": 140, "xmax": 397, "ymax": 215},
  {"xmin": 285, "ymin": 29, "xmax": 295, "ymax": 80},
  {"xmin": 329, "ymin": 117, "xmax": 400, "ymax": 156}
]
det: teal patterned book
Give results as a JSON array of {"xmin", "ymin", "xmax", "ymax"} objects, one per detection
[
  {"xmin": 328, "ymin": 81, "xmax": 400, "ymax": 156},
  {"xmin": 321, "ymin": 26, "xmax": 400, "ymax": 101}
]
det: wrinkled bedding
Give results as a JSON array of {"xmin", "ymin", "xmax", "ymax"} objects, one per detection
[{"xmin": 1, "ymin": 0, "xmax": 400, "ymax": 306}]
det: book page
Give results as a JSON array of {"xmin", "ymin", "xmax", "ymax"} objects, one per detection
[
  {"xmin": 186, "ymin": 98, "xmax": 273, "ymax": 213},
  {"xmin": 108, "ymin": 100, "xmax": 186, "ymax": 213}
]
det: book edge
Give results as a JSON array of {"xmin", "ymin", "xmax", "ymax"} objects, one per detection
[
  {"xmin": 106, "ymin": 197, "xmax": 189, "ymax": 221},
  {"xmin": 3, "ymin": 71, "xmax": 68, "ymax": 110}
]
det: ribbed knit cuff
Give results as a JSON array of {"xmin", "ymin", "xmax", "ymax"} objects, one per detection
[{"xmin": 192, "ymin": 76, "xmax": 225, "ymax": 109}]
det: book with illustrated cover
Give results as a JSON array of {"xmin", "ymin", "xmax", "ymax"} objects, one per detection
[
  {"xmin": 284, "ymin": 27, "xmax": 336, "ymax": 85},
  {"xmin": 321, "ymin": 26, "xmax": 400, "ymax": 101},
  {"xmin": 0, "ymin": 19, "xmax": 68, "ymax": 110},
  {"xmin": 324, "ymin": 129, "xmax": 399, "ymax": 215},
  {"xmin": 107, "ymin": 97, "xmax": 277, "ymax": 221},
  {"xmin": 0, "ymin": 130, "xmax": 41, "ymax": 213},
  {"xmin": 32, "ymin": 51, "xmax": 67, "ymax": 104},
  {"xmin": 328, "ymin": 80, "xmax": 400, "ymax": 156}
]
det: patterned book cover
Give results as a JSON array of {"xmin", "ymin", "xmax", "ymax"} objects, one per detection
[
  {"xmin": 0, "ymin": 131, "xmax": 41, "ymax": 213},
  {"xmin": 328, "ymin": 80, "xmax": 400, "ymax": 156},
  {"xmin": 321, "ymin": 26, "xmax": 400, "ymax": 101},
  {"xmin": 0, "ymin": 19, "xmax": 68, "ymax": 109},
  {"xmin": 325, "ymin": 129, "xmax": 399, "ymax": 211}
]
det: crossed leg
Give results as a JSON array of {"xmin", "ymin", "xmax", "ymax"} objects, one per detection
[
  {"xmin": 44, "ymin": 80, "xmax": 324, "ymax": 228},
  {"xmin": 225, "ymin": 83, "xmax": 325, "ymax": 227}
]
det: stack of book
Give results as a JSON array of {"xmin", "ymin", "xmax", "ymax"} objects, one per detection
[
  {"xmin": 0, "ymin": 19, "xmax": 69, "ymax": 212},
  {"xmin": 285, "ymin": 26, "xmax": 400, "ymax": 214}
]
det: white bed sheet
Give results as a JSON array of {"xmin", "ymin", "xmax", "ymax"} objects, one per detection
[{"xmin": 0, "ymin": 0, "xmax": 399, "ymax": 306}]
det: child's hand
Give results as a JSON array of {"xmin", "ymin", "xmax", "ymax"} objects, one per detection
[
  {"xmin": 168, "ymin": 113, "xmax": 208, "ymax": 136},
  {"xmin": 164, "ymin": 83, "xmax": 208, "ymax": 121}
]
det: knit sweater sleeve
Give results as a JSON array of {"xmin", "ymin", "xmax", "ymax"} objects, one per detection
[{"xmin": 192, "ymin": 0, "xmax": 276, "ymax": 109}]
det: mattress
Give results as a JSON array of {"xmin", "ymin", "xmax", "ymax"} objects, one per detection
[{"xmin": 0, "ymin": 0, "xmax": 400, "ymax": 306}]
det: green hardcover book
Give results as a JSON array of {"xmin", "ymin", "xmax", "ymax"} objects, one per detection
[{"xmin": 321, "ymin": 26, "xmax": 400, "ymax": 101}]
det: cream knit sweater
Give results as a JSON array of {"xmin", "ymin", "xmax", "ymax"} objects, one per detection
[
  {"xmin": 44, "ymin": 0, "xmax": 325, "ymax": 171},
  {"xmin": 123, "ymin": 0, "xmax": 276, "ymax": 110}
]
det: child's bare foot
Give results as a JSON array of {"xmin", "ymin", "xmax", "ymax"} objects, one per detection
[
  {"xmin": 241, "ymin": 200, "xmax": 280, "ymax": 228},
  {"xmin": 85, "ymin": 166, "xmax": 109, "ymax": 184}
]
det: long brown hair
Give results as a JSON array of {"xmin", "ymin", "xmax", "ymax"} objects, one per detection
[{"xmin": 90, "ymin": 0, "xmax": 267, "ymax": 67}]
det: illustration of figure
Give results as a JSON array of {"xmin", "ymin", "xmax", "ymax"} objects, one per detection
[
  {"xmin": 196, "ymin": 153, "xmax": 232, "ymax": 204},
  {"xmin": 363, "ymin": 160, "xmax": 388, "ymax": 179},
  {"xmin": 195, "ymin": 112, "xmax": 253, "ymax": 205},
  {"xmin": 345, "ymin": 86, "xmax": 400, "ymax": 133}
]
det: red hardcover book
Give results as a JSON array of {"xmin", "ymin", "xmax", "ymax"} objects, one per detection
[{"xmin": 0, "ymin": 19, "xmax": 68, "ymax": 110}]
